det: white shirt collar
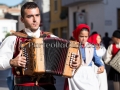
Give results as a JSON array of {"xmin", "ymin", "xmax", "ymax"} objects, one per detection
[
  {"xmin": 116, "ymin": 42, "xmax": 120, "ymax": 48},
  {"xmin": 24, "ymin": 27, "xmax": 41, "ymax": 38}
]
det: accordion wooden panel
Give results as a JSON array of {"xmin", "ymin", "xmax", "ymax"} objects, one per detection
[
  {"xmin": 109, "ymin": 51, "xmax": 120, "ymax": 73},
  {"xmin": 21, "ymin": 38, "xmax": 80, "ymax": 77}
]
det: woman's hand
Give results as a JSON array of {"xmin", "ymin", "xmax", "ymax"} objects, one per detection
[{"xmin": 97, "ymin": 66, "xmax": 104, "ymax": 74}]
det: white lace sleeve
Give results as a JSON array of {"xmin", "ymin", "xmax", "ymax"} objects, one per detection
[{"xmin": 103, "ymin": 44, "xmax": 112, "ymax": 64}]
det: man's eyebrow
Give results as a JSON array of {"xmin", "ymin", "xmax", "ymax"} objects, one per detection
[
  {"xmin": 27, "ymin": 13, "xmax": 40, "ymax": 16},
  {"xmin": 27, "ymin": 14, "xmax": 33, "ymax": 16},
  {"xmin": 36, "ymin": 14, "xmax": 40, "ymax": 15}
]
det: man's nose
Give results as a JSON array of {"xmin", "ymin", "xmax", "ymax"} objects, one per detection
[{"xmin": 33, "ymin": 17, "xmax": 36, "ymax": 22}]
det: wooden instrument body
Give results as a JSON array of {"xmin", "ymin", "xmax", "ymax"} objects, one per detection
[{"xmin": 21, "ymin": 38, "xmax": 80, "ymax": 77}]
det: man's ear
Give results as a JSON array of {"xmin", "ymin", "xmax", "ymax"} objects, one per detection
[{"xmin": 21, "ymin": 17, "xmax": 24, "ymax": 23}]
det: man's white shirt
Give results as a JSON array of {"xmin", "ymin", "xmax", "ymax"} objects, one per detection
[{"xmin": 103, "ymin": 43, "xmax": 120, "ymax": 64}]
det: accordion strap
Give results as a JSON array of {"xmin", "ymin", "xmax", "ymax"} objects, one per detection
[
  {"xmin": 10, "ymin": 30, "xmax": 52, "ymax": 38},
  {"xmin": 40, "ymin": 31, "xmax": 52, "ymax": 37},
  {"xmin": 42, "ymin": 31, "xmax": 52, "ymax": 36},
  {"xmin": 10, "ymin": 30, "xmax": 33, "ymax": 39}
]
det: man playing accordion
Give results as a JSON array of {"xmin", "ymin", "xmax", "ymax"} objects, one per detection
[{"xmin": 0, "ymin": 2, "xmax": 81, "ymax": 90}]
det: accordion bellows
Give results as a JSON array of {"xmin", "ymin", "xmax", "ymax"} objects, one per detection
[
  {"xmin": 21, "ymin": 38, "xmax": 80, "ymax": 77},
  {"xmin": 109, "ymin": 51, "xmax": 120, "ymax": 73}
]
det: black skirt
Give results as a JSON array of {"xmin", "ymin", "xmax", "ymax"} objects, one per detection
[
  {"xmin": 108, "ymin": 67, "xmax": 120, "ymax": 81},
  {"xmin": 14, "ymin": 85, "xmax": 56, "ymax": 90}
]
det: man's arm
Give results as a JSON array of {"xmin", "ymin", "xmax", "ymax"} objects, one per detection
[
  {"xmin": 103, "ymin": 44, "xmax": 112, "ymax": 64},
  {"xmin": 0, "ymin": 36, "xmax": 16, "ymax": 70}
]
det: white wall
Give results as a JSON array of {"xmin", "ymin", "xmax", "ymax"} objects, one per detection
[
  {"xmin": 0, "ymin": 19, "xmax": 17, "ymax": 42},
  {"xmin": 69, "ymin": 0, "xmax": 120, "ymax": 38},
  {"xmin": 42, "ymin": 0, "xmax": 50, "ymax": 13},
  {"xmin": 69, "ymin": 2, "xmax": 105, "ymax": 37},
  {"xmin": 0, "ymin": 9, "xmax": 4, "ymax": 18},
  {"xmin": 18, "ymin": 16, "xmax": 25, "ymax": 31},
  {"xmin": 104, "ymin": 0, "xmax": 120, "ymax": 37}
]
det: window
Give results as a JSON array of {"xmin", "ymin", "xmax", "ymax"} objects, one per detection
[
  {"xmin": 54, "ymin": 0, "xmax": 58, "ymax": 11},
  {"xmin": 3, "ymin": 27, "xmax": 7, "ymax": 32},
  {"xmin": 52, "ymin": 28, "xmax": 58, "ymax": 36},
  {"xmin": 61, "ymin": 27, "xmax": 68, "ymax": 39}
]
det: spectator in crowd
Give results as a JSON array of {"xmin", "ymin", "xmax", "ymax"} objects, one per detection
[{"xmin": 102, "ymin": 32, "xmax": 111, "ymax": 49}]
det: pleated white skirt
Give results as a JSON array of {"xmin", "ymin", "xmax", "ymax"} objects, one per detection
[
  {"xmin": 93, "ymin": 64, "xmax": 108, "ymax": 90},
  {"xmin": 68, "ymin": 66, "xmax": 99, "ymax": 90}
]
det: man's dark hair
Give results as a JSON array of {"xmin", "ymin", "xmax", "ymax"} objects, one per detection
[{"xmin": 21, "ymin": 2, "xmax": 40, "ymax": 18}]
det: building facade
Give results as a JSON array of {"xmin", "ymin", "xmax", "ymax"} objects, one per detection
[
  {"xmin": 62, "ymin": 0, "xmax": 120, "ymax": 37},
  {"xmin": 0, "ymin": 19, "xmax": 17, "ymax": 42},
  {"xmin": 50, "ymin": 0, "xmax": 69, "ymax": 39},
  {"xmin": 33, "ymin": 0, "xmax": 50, "ymax": 31}
]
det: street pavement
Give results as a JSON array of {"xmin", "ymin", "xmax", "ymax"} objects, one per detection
[
  {"xmin": 0, "ymin": 69, "xmax": 9, "ymax": 90},
  {"xmin": 0, "ymin": 79, "xmax": 9, "ymax": 90},
  {"xmin": 0, "ymin": 66, "xmax": 114, "ymax": 90}
]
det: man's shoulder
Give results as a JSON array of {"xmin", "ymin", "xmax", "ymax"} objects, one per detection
[
  {"xmin": 41, "ymin": 30, "xmax": 58, "ymax": 37},
  {"xmin": 1, "ymin": 35, "xmax": 17, "ymax": 46},
  {"xmin": 4, "ymin": 36, "xmax": 17, "ymax": 41},
  {"xmin": 6, "ymin": 35, "xmax": 16, "ymax": 38}
]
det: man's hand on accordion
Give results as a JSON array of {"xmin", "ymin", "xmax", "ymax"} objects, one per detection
[
  {"xmin": 10, "ymin": 50, "xmax": 26, "ymax": 67},
  {"xmin": 69, "ymin": 54, "xmax": 81, "ymax": 69}
]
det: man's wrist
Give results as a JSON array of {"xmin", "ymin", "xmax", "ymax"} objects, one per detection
[{"xmin": 10, "ymin": 59, "xmax": 14, "ymax": 67}]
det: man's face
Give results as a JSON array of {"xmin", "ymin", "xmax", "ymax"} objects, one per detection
[
  {"xmin": 112, "ymin": 37, "xmax": 120, "ymax": 44},
  {"xmin": 21, "ymin": 7, "xmax": 41, "ymax": 32},
  {"xmin": 78, "ymin": 30, "xmax": 89, "ymax": 44}
]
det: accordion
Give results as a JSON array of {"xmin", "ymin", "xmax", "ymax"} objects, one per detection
[
  {"xmin": 21, "ymin": 38, "xmax": 80, "ymax": 77},
  {"xmin": 109, "ymin": 50, "xmax": 120, "ymax": 73}
]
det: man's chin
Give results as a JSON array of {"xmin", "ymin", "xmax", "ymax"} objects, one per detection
[{"xmin": 31, "ymin": 27, "xmax": 39, "ymax": 32}]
